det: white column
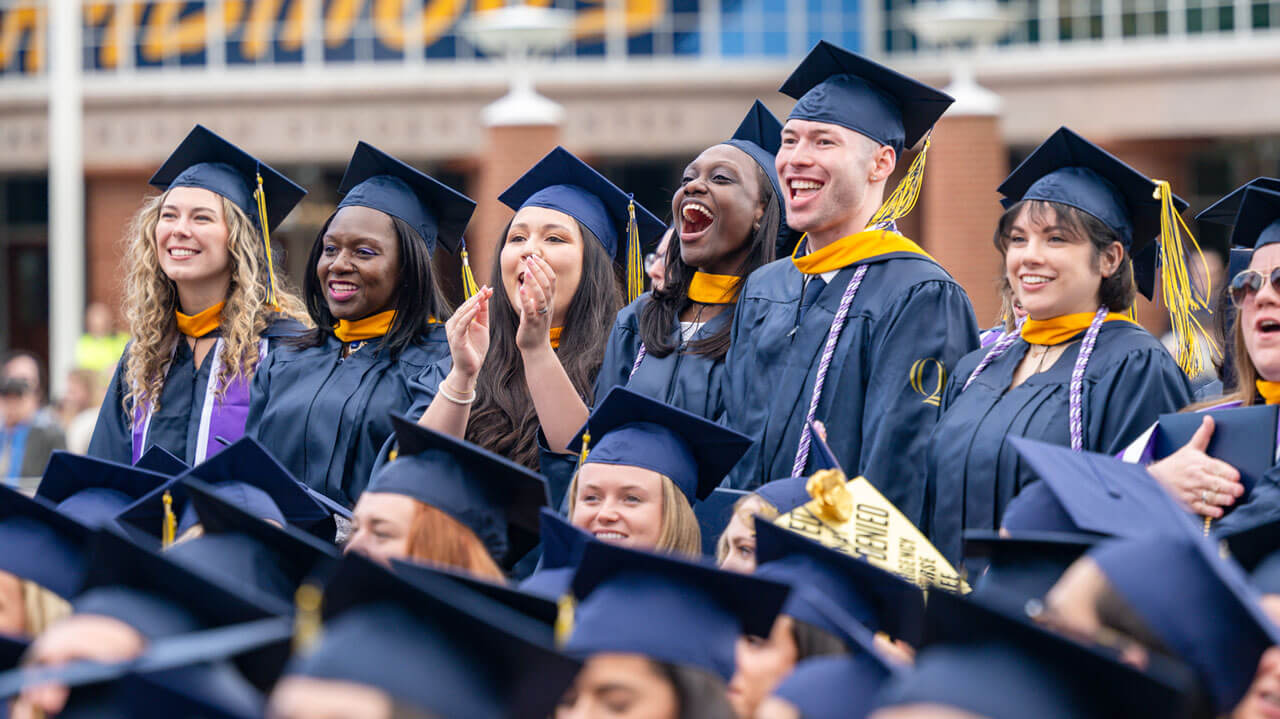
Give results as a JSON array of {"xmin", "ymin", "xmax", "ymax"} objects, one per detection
[{"xmin": 48, "ymin": 0, "xmax": 85, "ymax": 399}]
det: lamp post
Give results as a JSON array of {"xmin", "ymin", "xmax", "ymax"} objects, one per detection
[
  {"xmin": 461, "ymin": 5, "xmax": 575, "ymax": 127},
  {"xmin": 902, "ymin": 0, "xmax": 1018, "ymax": 114}
]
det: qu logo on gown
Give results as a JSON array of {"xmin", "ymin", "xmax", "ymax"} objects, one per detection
[
  {"xmin": 909, "ymin": 358, "xmax": 946, "ymax": 407},
  {"xmin": 774, "ymin": 468, "xmax": 970, "ymax": 594}
]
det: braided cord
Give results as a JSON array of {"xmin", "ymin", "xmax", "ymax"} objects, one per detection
[{"xmin": 1068, "ymin": 307, "xmax": 1108, "ymax": 451}]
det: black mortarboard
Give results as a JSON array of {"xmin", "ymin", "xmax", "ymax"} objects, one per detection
[
  {"xmin": 1196, "ymin": 177, "xmax": 1280, "ymax": 227},
  {"xmin": 1228, "ymin": 186, "xmax": 1280, "ymax": 250},
  {"xmin": 0, "ymin": 485, "xmax": 93, "ymax": 598},
  {"xmin": 1153, "ymin": 405, "xmax": 1277, "ymax": 501},
  {"xmin": 336, "ymin": 141, "xmax": 476, "ymax": 254},
  {"xmin": 367, "ymin": 415, "xmax": 548, "ymax": 568},
  {"xmin": 754, "ymin": 520, "xmax": 925, "ymax": 644},
  {"xmin": 36, "ymin": 452, "xmax": 168, "ymax": 529},
  {"xmin": 567, "ymin": 540, "xmax": 790, "ymax": 680},
  {"xmin": 779, "ymin": 40, "xmax": 953, "ymax": 154},
  {"xmin": 518, "ymin": 509, "xmax": 592, "ymax": 601},
  {"xmin": 695, "ymin": 488, "xmax": 747, "ymax": 557},
  {"xmin": 287, "ymin": 553, "xmax": 580, "ymax": 719},
  {"xmin": 149, "ymin": 124, "xmax": 305, "ymax": 235},
  {"xmin": 568, "ymin": 386, "xmax": 753, "ymax": 503}
]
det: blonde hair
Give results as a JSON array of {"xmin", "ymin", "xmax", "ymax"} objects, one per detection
[
  {"xmin": 566, "ymin": 471, "xmax": 703, "ymax": 558},
  {"xmin": 714, "ymin": 494, "xmax": 779, "ymax": 564},
  {"xmin": 22, "ymin": 580, "xmax": 70, "ymax": 636},
  {"xmin": 120, "ymin": 190, "xmax": 308, "ymax": 420},
  {"xmin": 406, "ymin": 502, "xmax": 505, "ymax": 581},
  {"xmin": 1190, "ymin": 308, "xmax": 1258, "ymax": 410}
]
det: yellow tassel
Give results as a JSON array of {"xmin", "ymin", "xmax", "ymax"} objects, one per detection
[
  {"xmin": 460, "ymin": 240, "xmax": 480, "ymax": 299},
  {"xmin": 1152, "ymin": 180, "xmax": 1220, "ymax": 376},
  {"xmin": 578, "ymin": 430, "xmax": 591, "ymax": 467},
  {"xmin": 1204, "ymin": 515, "xmax": 1212, "ymax": 537},
  {"xmin": 293, "ymin": 583, "xmax": 323, "ymax": 653},
  {"xmin": 254, "ymin": 172, "xmax": 280, "ymax": 310},
  {"xmin": 161, "ymin": 490, "xmax": 176, "ymax": 549},
  {"xmin": 868, "ymin": 133, "xmax": 932, "ymax": 229},
  {"xmin": 626, "ymin": 197, "xmax": 643, "ymax": 304},
  {"xmin": 554, "ymin": 594, "xmax": 576, "ymax": 648},
  {"xmin": 1124, "ymin": 264, "xmax": 1138, "ymax": 322}
]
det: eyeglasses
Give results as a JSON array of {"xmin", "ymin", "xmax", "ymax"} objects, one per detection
[
  {"xmin": 1229, "ymin": 267, "xmax": 1280, "ymax": 307},
  {"xmin": 643, "ymin": 252, "xmax": 661, "ymax": 273}
]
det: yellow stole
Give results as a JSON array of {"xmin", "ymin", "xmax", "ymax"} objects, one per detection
[
  {"xmin": 175, "ymin": 302, "xmax": 224, "ymax": 338},
  {"xmin": 550, "ymin": 327, "xmax": 563, "ymax": 349},
  {"xmin": 334, "ymin": 311, "xmax": 396, "ymax": 343},
  {"xmin": 1021, "ymin": 313, "xmax": 1135, "ymax": 346},
  {"xmin": 1257, "ymin": 380, "xmax": 1280, "ymax": 405},
  {"xmin": 688, "ymin": 272, "xmax": 741, "ymax": 304},
  {"xmin": 791, "ymin": 230, "xmax": 933, "ymax": 276}
]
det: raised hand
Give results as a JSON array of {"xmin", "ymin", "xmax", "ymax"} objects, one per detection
[
  {"xmin": 516, "ymin": 254, "xmax": 557, "ymax": 353},
  {"xmin": 445, "ymin": 286, "xmax": 492, "ymax": 382},
  {"xmin": 1146, "ymin": 415, "xmax": 1244, "ymax": 519}
]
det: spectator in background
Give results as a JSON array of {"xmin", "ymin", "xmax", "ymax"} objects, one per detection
[
  {"xmin": 3, "ymin": 352, "xmax": 59, "ymax": 429},
  {"xmin": 646, "ymin": 226, "xmax": 673, "ymax": 292},
  {"xmin": 0, "ymin": 376, "xmax": 65, "ymax": 484},
  {"xmin": 59, "ymin": 368, "xmax": 104, "ymax": 455},
  {"xmin": 75, "ymin": 302, "xmax": 130, "ymax": 378}
]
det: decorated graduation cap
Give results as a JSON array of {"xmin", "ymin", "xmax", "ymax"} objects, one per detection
[
  {"xmin": 1226, "ymin": 186, "xmax": 1280, "ymax": 250},
  {"xmin": 498, "ymin": 146, "xmax": 665, "ymax": 302},
  {"xmin": 998, "ymin": 127, "xmax": 1211, "ymax": 372},
  {"xmin": 568, "ymin": 386, "xmax": 753, "ymax": 504},
  {"xmin": 779, "ymin": 40, "xmax": 953, "ymax": 228},
  {"xmin": 0, "ymin": 485, "xmax": 94, "ymax": 598},
  {"xmin": 1091, "ymin": 530, "xmax": 1280, "ymax": 714},
  {"xmin": 149, "ymin": 124, "xmax": 306, "ymax": 307},
  {"xmin": 133, "ymin": 446, "xmax": 188, "ymax": 477},
  {"xmin": 754, "ymin": 520, "xmax": 925, "ymax": 644},
  {"xmin": 565, "ymin": 539, "xmax": 790, "ymax": 680},
  {"xmin": 336, "ymin": 141, "xmax": 476, "ymax": 255},
  {"xmin": 1196, "ymin": 177, "xmax": 1280, "ymax": 227},
  {"xmin": 518, "ymin": 509, "xmax": 593, "ymax": 601},
  {"xmin": 773, "ymin": 653, "xmax": 899, "ymax": 719},
  {"xmin": 964, "ymin": 529, "xmax": 1098, "ymax": 613},
  {"xmin": 368, "ymin": 415, "xmax": 548, "ymax": 568},
  {"xmin": 116, "ymin": 438, "xmax": 333, "ymax": 547},
  {"xmin": 36, "ymin": 452, "xmax": 169, "ymax": 529},
  {"xmin": 287, "ymin": 553, "xmax": 581, "ymax": 719}
]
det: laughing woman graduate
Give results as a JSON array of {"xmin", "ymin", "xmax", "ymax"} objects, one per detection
[
  {"xmin": 925, "ymin": 127, "xmax": 1197, "ymax": 569},
  {"xmin": 246, "ymin": 142, "xmax": 475, "ymax": 508},
  {"xmin": 88, "ymin": 125, "xmax": 308, "ymax": 467}
]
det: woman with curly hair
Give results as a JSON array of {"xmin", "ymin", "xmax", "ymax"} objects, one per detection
[{"xmin": 88, "ymin": 125, "xmax": 309, "ymax": 466}]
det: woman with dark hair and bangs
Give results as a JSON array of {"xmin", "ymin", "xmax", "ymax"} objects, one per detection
[
  {"xmin": 924, "ymin": 127, "xmax": 1195, "ymax": 572},
  {"xmin": 410, "ymin": 147, "xmax": 664, "ymax": 509},
  {"xmin": 586, "ymin": 101, "xmax": 787, "ymax": 422},
  {"xmin": 245, "ymin": 142, "xmax": 476, "ymax": 508}
]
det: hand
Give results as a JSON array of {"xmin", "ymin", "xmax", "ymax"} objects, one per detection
[
  {"xmin": 515, "ymin": 255, "xmax": 557, "ymax": 353},
  {"xmin": 445, "ymin": 287, "xmax": 492, "ymax": 381},
  {"xmin": 1146, "ymin": 416, "xmax": 1243, "ymax": 519},
  {"xmin": 14, "ymin": 615, "xmax": 146, "ymax": 717}
]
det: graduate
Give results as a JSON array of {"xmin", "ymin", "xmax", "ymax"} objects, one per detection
[
  {"xmin": 346, "ymin": 415, "xmax": 548, "ymax": 578},
  {"xmin": 589, "ymin": 100, "xmax": 786, "ymax": 422},
  {"xmin": 925, "ymin": 127, "xmax": 1195, "ymax": 567},
  {"xmin": 564, "ymin": 386, "xmax": 752, "ymax": 558},
  {"xmin": 245, "ymin": 142, "xmax": 475, "ymax": 508},
  {"xmin": 411, "ymin": 147, "xmax": 663, "ymax": 508},
  {"xmin": 88, "ymin": 124, "xmax": 309, "ymax": 467},
  {"xmin": 716, "ymin": 475, "xmax": 812, "ymax": 572},
  {"xmin": 720, "ymin": 41, "xmax": 980, "ymax": 528}
]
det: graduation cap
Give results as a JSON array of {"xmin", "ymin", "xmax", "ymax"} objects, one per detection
[
  {"xmin": 753, "ymin": 476, "xmax": 814, "ymax": 514},
  {"xmin": 566, "ymin": 540, "xmax": 790, "ymax": 680},
  {"xmin": 568, "ymin": 386, "xmax": 753, "ymax": 504},
  {"xmin": 35, "ymin": 452, "xmax": 169, "ymax": 529},
  {"xmin": 1005, "ymin": 437, "xmax": 1195, "ymax": 538},
  {"xmin": 964, "ymin": 529, "xmax": 1099, "ymax": 613},
  {"xmin": 117, "ymin": 438, "xmax": 334, "ymax": 545},
  {"xmin": 498, "ymin": 146, "xmax": 665, "ymax": 302},
  {"xmin": 336, "ymin": 141, "xmax": 476, "ymax": 254},
  {"xmin": 779, "ymin": 40, "xmax": 952, "ymax": 155},
  {"xmin": 754, "ymin": 520, "xmax": 925, "ymax": 644},
  {"xmin": 1196, "ymin": 177, "xmax": 1280, "ymax": 227},
  {"xmin": 367, "ymin": 415, "xmax": 548, "ymax": 568},
  {"xmin": 876, "ymin": 588, "xmax": 1196, "ymax": 719},
  {"xmin": 772, "ymin": 653, "xmax": 899, "ymax": 719},
  {"xmin": 391, "ymin": 558, "xmax": 557, "ymax": 626},
  {"xmin": 287, "ymin": 553, "xmax": 580, "ymax": 719},
  {"xmin": 1090, "ymin": 530, "xmax": 1280, "ymax": 714},
  {"xmin": 694, "ymin": 488, "xmax": 747, "ymax": 557},
  {"xmin": 133, "ymin": 446, "xmax": 188, "ymax": 477},
  {"xmin": 518, "ymin": 509, "xmax": 592, "ymax": 601},
  {"xmin": 1153, "ymin": 404, "xmax": 1277, "ymax": 501},
  {"xmin": 1227, "ymin": 186, "xmax": 1280, "ymax": 250},
  {"xmin": 0, "ymin": 485, "xmax": 94, "ymax": 598}
]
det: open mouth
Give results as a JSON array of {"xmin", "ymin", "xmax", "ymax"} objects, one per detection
[
  {"xmin": 328, "ymin": 281, "xmax": 359, "ymax": 301},
  {"xmin": 593, "ymin": 530, "xmax": 627, "ymax": 541},
  {"xmin": 168, "ymin": 247, "xmax": 200, "ymax": 259},
  {"xmin": 1020, "ymin": 274, "xmax": 1053, "ymax": 287},
  {"xmin": 1258, "ymin": 318, "xmax": 1280, "ymax": 335},
  {"xmin": 681, "ymin": 201, "xmax": 715, "ymax": 237},
  {"xmin": 788, "ymin": 178, "xmax": 823, "ymax": 201}
]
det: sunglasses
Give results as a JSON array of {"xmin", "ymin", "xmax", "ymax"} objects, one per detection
[{"xmin": 1230, "ymin": 268, "xmax": 1280, "ymax": 307}]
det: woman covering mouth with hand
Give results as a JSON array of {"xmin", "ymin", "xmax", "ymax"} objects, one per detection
[
  {"xmin": 89, "ymin": 125, "xmax": 309, "ymax": 466},
  {"xmin": 245, "ymin": 142, "xmax": 475, "ymax": 508}
]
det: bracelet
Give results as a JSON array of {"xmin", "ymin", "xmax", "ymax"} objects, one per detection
[{"xmin": 437, "ymin": 382, "xmax": 476, "ymax": 405}]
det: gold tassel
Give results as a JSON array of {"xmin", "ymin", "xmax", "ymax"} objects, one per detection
[
  {"xmin": 1124, "ymin": 263, "xmax": 1138, "ymax": 322},
  {"xmin": 460, "ymin": 239, "xmax": 480, "ymax": 299},
  {"xmin": 293, "ymin": 583, "xmax": 323, "ymax": 653},
  {"xmin": 867, "ymin": 132, "xmax": 932, "ymax": 229},
  {"xmin": 626, "ymin": 196, "xmax": 643, "ymax": 304},
  {"xmin": 161, "ymin": 490, "xmax": 176, "ymax": 549},
  {"xmin": 554, "ymin": 594, "xmax": 576, "ymax": 648},
  {"xmin": 254, "ymin": 172, "xmax": 280, "ymax": 309},
  {"xmin": 1152, "ymin": 180, "xmax": 1219, "ymax": 376},
  {"xmin": 578, "ymin": 430, "xmax": 591, "ymax": 468}
]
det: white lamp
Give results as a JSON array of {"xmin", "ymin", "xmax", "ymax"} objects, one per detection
[
  {"xmin": 461, "ymin": 5, "xmax": 576, "ymax": 127},
  {"xmin": 902, "ymin": 0, "xmax": 1019, "ymax": 115}
]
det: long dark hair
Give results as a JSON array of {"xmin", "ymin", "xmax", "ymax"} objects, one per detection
[
  {"xmin": 654, "ymin": 660, "xmax": 736, "ymax": 719},
  {"xmin": 637, "ymin": 160, "xmax": 780, "ymax": 360},
  {"xmin": 467, "ymin": 221, "xmax": 622, "ymax": 470},
  {"xmin": 294, "ymin": 212, "xmax": 449, "ymax": 358}
]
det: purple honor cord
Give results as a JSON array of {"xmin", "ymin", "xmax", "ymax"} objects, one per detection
[{"xmin": 630, "ymin": 343, "xmax": 647, "ymax": 379}]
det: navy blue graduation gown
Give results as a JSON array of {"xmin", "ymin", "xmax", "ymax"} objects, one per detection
[
  {"xmin": 926, "ymin": 321, "xmax": 1192, "ymax": 568},
  {"xmin": 721, "ymin": 252, "xmax": 979, "ymax": 529},
  {"xmin": 245, "ymin": 326, "xmax": 449, "ymax": 507},
  {"xmin": 88, "ymin": 317, "xmax": 305, "ymax": 467},
  {"xmin": 594, "ymin": 294, "xmax": 730, "ymax": 420}
]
